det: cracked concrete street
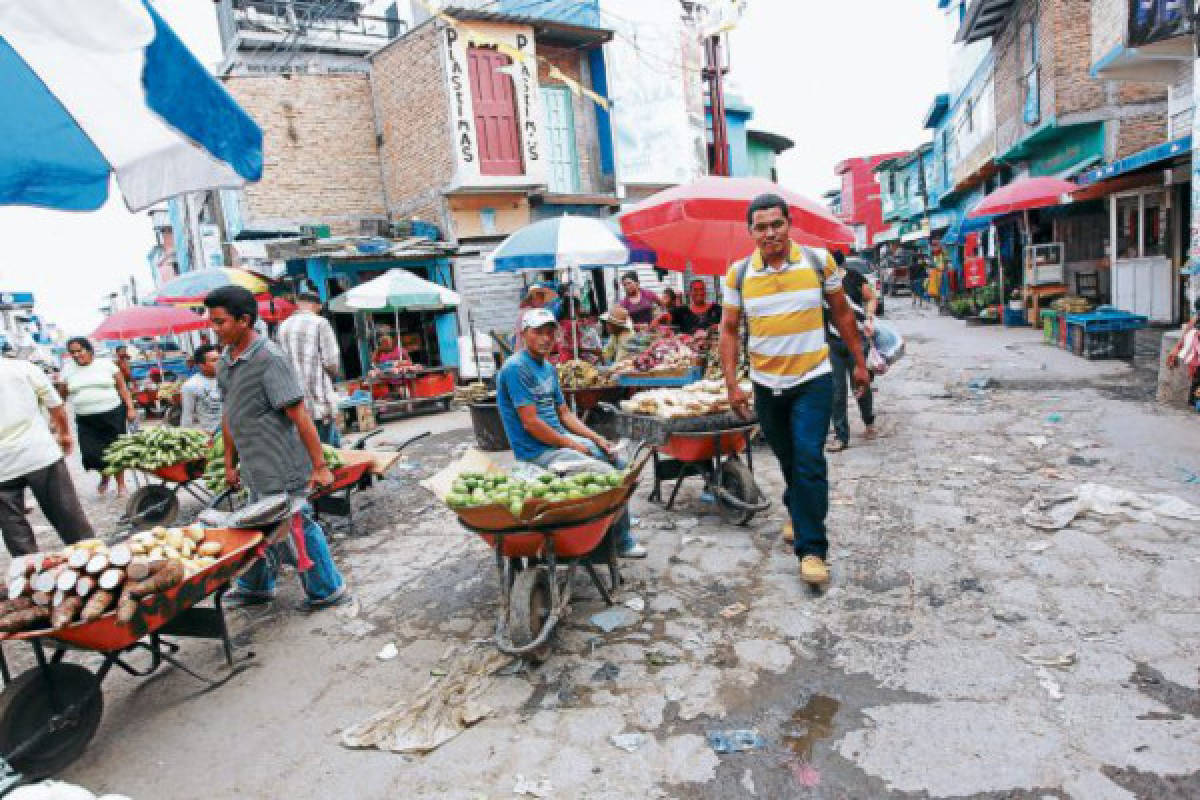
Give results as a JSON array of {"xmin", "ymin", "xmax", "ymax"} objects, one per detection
[{"xmin": 16, "ymin": 306, "xmax": 1200, "ymax": 798}]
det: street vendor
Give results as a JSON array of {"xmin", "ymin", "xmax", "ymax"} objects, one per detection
[
  {"xmin": 679, "ymin": 279, "xmax": 722, "ymax": 334},
  {"xmin": 599, "ymin": 307, "xmax": 636, "ymax": 365},
  {"xmin": 371, "ymin": 334, "xmax": 413, "ymax": 371},
  {"xmin": 618, "ymin": 271, "xmax": 660, "ymax": 327},
  {"xmin": 203, "ymin": 286, "xmax": 350, "ymax": 611},
  {"xmin": 179, "ymin": 344, "xmax": 223, "ymax": 432},
  {"xmin": 496, "ymin": 308, "xmax": 645, "ymax": 558}
]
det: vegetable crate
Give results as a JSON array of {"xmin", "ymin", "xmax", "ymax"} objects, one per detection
[{"xmin": 0, "ymin": 529, "xmax": 266, "ymax": 782}]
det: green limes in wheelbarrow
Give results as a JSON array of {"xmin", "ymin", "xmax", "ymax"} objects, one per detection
[
  {"xmin": 531, "ymin": 484, "xmax": 548, "ymax": 498},
  {"xmin": 447, "ymin": 493, "xmax": 468, "ymax": 508},
  {"xmin": 508, "ymin": 499, "xmax": 523, "ymax": 516}
]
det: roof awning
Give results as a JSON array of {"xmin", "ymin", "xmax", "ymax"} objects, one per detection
[
  {"xmin": 901, "ymin": 222, "xmax": 931, "ymax": 243},
  {"xmin": 1077, "ymin": 135, "xmax": 1192, "ymax": 186},
  {"xmin": 873, "ymin": 225, "xmax": 899, "ymax": 245},
  {"xmin": 957, "ymin": 0, "xmax": 1016, "ymax": 43},
  {"xmin": 1091, "ymin": 41, "xmax": 1193, "ymax": 83}
]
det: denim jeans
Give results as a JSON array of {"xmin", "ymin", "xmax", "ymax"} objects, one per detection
[
  {"xmin": 829, "ymin": 339, "xmax": 875, "ymax": 445},
  {"xmin": 236, "ymin": 501, "xmax": 345, "ymax": 602},
  {"xmin": 315, "ymin": 418, "xmax": 341, "ymax": 447},
  {"xmin": 753, "ymin": 373, "xmax": 834, "ymax": 560},
  {"xmin": 531, "ymin": 435, "xmax": 636, "ymax": 553}
]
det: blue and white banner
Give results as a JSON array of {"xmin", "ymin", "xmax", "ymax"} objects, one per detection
[{"xmin": 0, "ymin": 0, "xmax": 262, "ymax": 212}]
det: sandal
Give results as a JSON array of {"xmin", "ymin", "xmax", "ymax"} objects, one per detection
[{"xmin": 826, "ymin": 440, "xmax": 849, "ymax": 453}]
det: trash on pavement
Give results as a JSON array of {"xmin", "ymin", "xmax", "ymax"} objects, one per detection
[
  {"xmin": 645, "ymin": 649, "xmax": 680, "ymax": 667},
  {"xmin": 707, "ymin": 729, "xmax": 766, "ymax": 753},
  {"xmin": 624, "ymin": 596, "xmax": 646, "ymax": 612},
  {"xmin": 1038, "ymin": 668, "xmax": 1064, "ymax": 701},
  {"xmin": 1020, "ymin": 650, "xmax": 1077, "ymax": 669},
  {"xmin": 591, "ymin": 662, "xmax": 620, "ymax": 682},
  {"xmin": 1027, "ymin": 435, "xmax": 1049, "ymax": 449},
  {"xmin": 1046, "ymin": 413, "xmax": 1063, "ymax": 423},
  {"xmin": 969, "ymin": 454, "xmax": 997, "ymax": 466},
  {"xmin": 1023, "ymin": 483, "xmax": 1200, "ymax": 530},
  {"xmin": 590, "ymin": 607, "xmax": 640, "ymax": 633},
  {"xmin": 377, "ymin": 642, "xmax": 398, "ymax": 661},
  {"xmin": 719, "ymin": 602, "xmax": 749, "ymax": 619},
  {"xmin": 966, "ymin": 376, "xmax": 991, "ymax": 390},
  {"xmin": 341, "ymin": 645, "xmax": 509, "ymax": 754},
  {"xmin": 610, "ymin": 732, "xmax": 648, "ymax": 752},
  {"xmin": 512, "ymin": 775, "xmax": 553, "ymax": 797},
  {"xmin": 1025, "ymin": 541, "xmax": 1052, "ymax": 553}
]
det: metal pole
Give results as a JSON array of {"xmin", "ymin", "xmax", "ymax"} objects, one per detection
[
  {"xmin": 468, "ymin": 310, "xmax": 482, "ymax": 382},
  {"xmin": 705, "ymin": 35, "xmax": 730, "ymax": 177}
]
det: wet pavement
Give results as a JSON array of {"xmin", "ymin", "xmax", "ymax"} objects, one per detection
[{"xmin": 7, "ymin": 306, "xmax": 1200, "ymax": 798}]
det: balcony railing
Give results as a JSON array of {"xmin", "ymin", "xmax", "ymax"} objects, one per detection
[{"xmin": 218, "ymin": 1, "xmax": 406, "ymax": 53}]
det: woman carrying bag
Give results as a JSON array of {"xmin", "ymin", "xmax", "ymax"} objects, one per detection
[{"xmin": 60, "ymin": 337, "xmax": 136, "ymax": 496}]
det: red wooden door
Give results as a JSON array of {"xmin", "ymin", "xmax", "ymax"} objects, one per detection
[{"xmin": 468, "ymin": 47, "xmax": 523, "ymax": 176}]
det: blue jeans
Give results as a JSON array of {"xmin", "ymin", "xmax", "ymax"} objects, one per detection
[
  {"xmin": 753, "ymin": 374, "xmax": 834, "ymax": 560},
  {"xmin": 315, "ymin": 419, "xmax": 341, "ymax": 447},
  {"xmin": 531, "ymin": 435, "xmax": 636, "ymax": 553},
  {"xmin": 236, "ymin": 501, "xmax": 345, "ymax": 602},
  {"xmin": 829, "ymin": 339, "xmax": 874, "ymax": 445}
]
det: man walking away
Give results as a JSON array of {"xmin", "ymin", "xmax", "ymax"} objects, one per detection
[
  {"xmin": 179, "ymin": 344, "xmax": 223, "ymax": 432},
  {"xmin": 0, "ymin": 354, "xmax": 94, "ymax": 556},
  {"xmin": 277, "ymin": 289, "xmax": 342, "ymax": 446},
  {"xmin": 826, "ymin": 252, "xmax": 878, "ymax": 452},
  {"xmin": 203, "ymin": 287, "xmax": 349, "ymax": 611},
  {"xmin": 719, "ymin": 194, "xmax": 869, "ymax": 586}
]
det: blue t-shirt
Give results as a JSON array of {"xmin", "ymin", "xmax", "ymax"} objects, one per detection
[{"xmin": 496, "ymin": 350, "xmax": 567, "ymax": 462}]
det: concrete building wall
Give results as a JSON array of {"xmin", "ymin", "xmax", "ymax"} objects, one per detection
[
  {"xmin": 222, "ymin": 74, "xmax": 387, "ymax": 235},
  {"xmin": 1168, "ymin": 61, "xmax": 1195, "ymax": 140},
  {"xmin": 369, "ymin": 21, "xmax": 456, "ymax": 233},
  {"xmin": 1090, "ymin": 0, "xmax": 1125, "ymax": 66}
]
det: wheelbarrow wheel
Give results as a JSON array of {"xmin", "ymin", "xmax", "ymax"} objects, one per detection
[
  {"xmin": 127, "ymin": 484, "xmax": 179, "ymax": 529},
  {"xmin": 0, "ymin": 663, "xmax": 103, "ymax": 779},
  {"xmin": 509, "ymin": 566, "xmax": 555, "ymax": 666},
  {"xmin": 715, "ymin": 458, "xmax": 760, "ymax": 526}
]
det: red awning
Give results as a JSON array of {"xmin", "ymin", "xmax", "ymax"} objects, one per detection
[
  {"xmin": 93, "ymin": 305, "xmax": 208, "ymax": 340},
  {"xmin": 968, "ymin": 176, "xmax": 1078, "ymax": 218},
  {"xmin": 619, "ymin": 177, "xmax": 856, "ymax": 276}
]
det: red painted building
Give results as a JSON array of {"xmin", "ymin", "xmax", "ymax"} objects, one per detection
[{"xmin": 834, "ymin": 152, "xmax": 909, "ymax": 251}]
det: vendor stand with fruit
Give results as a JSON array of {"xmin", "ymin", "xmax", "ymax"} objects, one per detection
[{"xmin": 496, "ymin": 308, "xmax": 645, "ymax": 559}]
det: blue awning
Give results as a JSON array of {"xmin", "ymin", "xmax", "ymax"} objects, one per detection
[
  {"xmin": 942, "ymin": 213, "xmax": 994, "ymax": 245},
  {"xmin": 1078, "ymin": 135, "xmax": 1192, "ymax": 185}
]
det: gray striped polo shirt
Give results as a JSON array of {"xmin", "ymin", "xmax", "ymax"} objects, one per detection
[{"xmin": 217, "ymin": 336, "xmax": 310, "ymax": 497}]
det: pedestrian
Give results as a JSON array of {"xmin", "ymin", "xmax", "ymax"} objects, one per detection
[
  {"xmin": 114, "ymin": 345, "xmax": 134, "ymax": 384},
  {"xmin": 203, "ymin": 286, "xmax": 349, "ymax": 611},
  {"xmin": 1166, "ymin": 296, "xmax": 1200, "ymax": 408},
  {"xmin": 910, "ymin": 258, "xmax": 928, "ymax": 308},
  {"xmin": 0, "ymin": 354, "xmax": 94, "ymax": 556},
  {"xmin": 276, "ymin": 289, "xmax": 342, "ymax": 447},
  {"xmin": 719, "ymin": 193, "xmax": 868, "ymax": 586},
  {"xmin": 495, "ymin": 308, "xmax": 644, "ymax": 558},
  {"xmin": 618, "ymin": 271, "xmax": 660, "ymax": 327},
  {"xmin": 825, "ymin": 252, "xmax": 878, "ymax": 452},
  {"xmin": 60, "ymin": 337, "xmax": 136, "ymax": 497},
  {"xmin": 179, "ymin": 344, "xmax": 223, "ymax": 432}
]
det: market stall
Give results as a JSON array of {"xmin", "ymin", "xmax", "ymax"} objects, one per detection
[{"xmin": 331, "ymin": 269, "xmax": 462, "ymax": 419}]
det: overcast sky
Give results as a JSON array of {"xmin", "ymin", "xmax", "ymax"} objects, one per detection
[{"xmin": 0, "ymin": 1, "xmax": 949, "ymax": 335}]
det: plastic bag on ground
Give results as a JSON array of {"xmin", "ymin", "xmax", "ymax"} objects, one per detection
[
  {"xmin": 1023, "ymin": 482, "xmax": 1200, "ymax": 530},
  {"xmin": 341, "ymin": 645, "xmax": 511, "ymax": 754}
]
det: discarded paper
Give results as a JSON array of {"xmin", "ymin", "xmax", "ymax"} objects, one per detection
[
  {"xmin": 610, "ymin": 732, "xmax": 648, "ymax": 753},
  {"xmin": 1023, "ymin": 483, "xmax": 1200, "ymax": 530}
]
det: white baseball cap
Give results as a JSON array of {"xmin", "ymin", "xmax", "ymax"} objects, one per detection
[{"xmin": 521, "ymin": 308, "xmax": 559, "ymax": 331}]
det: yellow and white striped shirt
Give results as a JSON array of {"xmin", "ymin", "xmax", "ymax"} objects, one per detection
[{"xmin": 722, "ymin": 241, "xmax": 843, "ymax": 391}]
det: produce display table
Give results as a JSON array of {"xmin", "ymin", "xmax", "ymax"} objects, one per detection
[
  {"xmin": 367, "ymin": 367, "xmax": 455, "ymax": 418},
  {"xmin": 616, "ymin": 366, "xmax": 705, "ymax": 388},
  {"xmin": 1064, "ymin": 310, "xmax": 1147, "ymax": 361}
]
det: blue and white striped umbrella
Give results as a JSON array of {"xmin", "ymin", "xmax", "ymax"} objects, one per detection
[
  {"xmin": 0, "ymin": 0, "xmax": 262, "ymax": 212},
  {"xmin": 484, "ymin": 216, "xmax": 655, "ymax": 273}
]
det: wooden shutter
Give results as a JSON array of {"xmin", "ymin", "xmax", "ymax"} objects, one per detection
[{"xmin": 468, "ymin": 47, "xmax": 523, "ymax": 176}]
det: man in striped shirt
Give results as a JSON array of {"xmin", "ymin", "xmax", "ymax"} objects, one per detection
[
  {"xmin": 719, "ymin": 194, "xmax": 868, "ymax": 585},
  {"xmin": 276, "ymin": 290, "xmax": 342, "ymax": 446}
]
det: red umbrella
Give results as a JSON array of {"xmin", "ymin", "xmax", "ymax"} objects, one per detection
[
  {"xmin": 92, "ymin": 305, "xmax": 208, "ymax": 340},
  {"xmin": 258, "ymin": 296, "xmax": 296, "ymax": 324},
  {"xmin": 619, "ymin": 176, "xmax": 856, "ymax": 276},
  {"xmin": 968, "ymin": 176, "xmax": 1078, "ymax": 218}
]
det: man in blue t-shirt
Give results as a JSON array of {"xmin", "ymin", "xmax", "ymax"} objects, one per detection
[{"xmin": 496, "ymin": 308, "xmax": 644, "ymax": 558}]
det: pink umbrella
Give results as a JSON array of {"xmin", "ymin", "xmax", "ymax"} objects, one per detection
[
  {"xmin": 258, "ymin": 296, "xmax": 296, "ymax": 324},
  {"xmin": 619, "ymin": 176, "xmax": 856, "ymax": 276},
  {"xmin": 92, "ymin": 305, "xmax": 208, "ymax": 340},
  {"xmin": 968, "ymin": 176, "xmax": 1078, "ymax": 218}
]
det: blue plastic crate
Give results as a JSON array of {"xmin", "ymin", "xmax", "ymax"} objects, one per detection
[
  {"xmin": 617, "ymin": 366, "xmax": 704, "ymax": 388},
  {"xmin": 1065, "ymin": 311, "xmax": 1148, "ymax": 334}
]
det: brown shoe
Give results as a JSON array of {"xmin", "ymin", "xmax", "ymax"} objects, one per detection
[
  {"xmin": 782, "ymin": 522, "xmax": 794, "ymax": 544},
  {"xmin": 826, "ymin": 440, "xmax": 848, "ymax": 453},
  {"xmin": 863, "ymin": 425, "xmax": 877, "ymax": 440},
  {"xmin": 799, "ymin": 555, "xmax": 830, "ymax": 585}
]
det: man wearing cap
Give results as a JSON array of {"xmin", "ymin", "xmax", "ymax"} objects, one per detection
[{"xmin": 496, "ymin": 308, "xmax": 645, "ymax": 558}]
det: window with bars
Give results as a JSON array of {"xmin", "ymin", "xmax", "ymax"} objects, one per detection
[{"xmin": 1021, "ymin": 13, "xmax": 1040, "ymax": 125}]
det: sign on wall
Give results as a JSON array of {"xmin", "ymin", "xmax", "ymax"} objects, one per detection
[
  {"xmin": 601, "ymin": 0, "xmax": 707, "ymax": 187},
  {"xmin": 443, "ymin": 21, "xmax": 546, "ymax": 188}
]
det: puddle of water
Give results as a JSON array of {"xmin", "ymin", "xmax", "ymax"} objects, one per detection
[{"xmin": 780, "ymin": 693, "xmax": 840, "ymax": 761}]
